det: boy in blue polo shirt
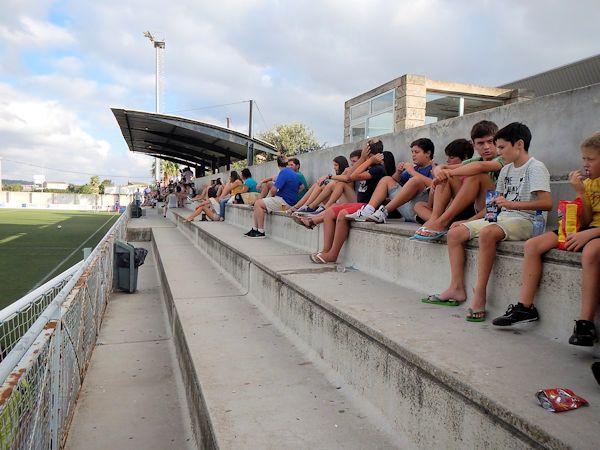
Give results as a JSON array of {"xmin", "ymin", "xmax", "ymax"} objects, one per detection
[{"xmin": 245, "ymin": 155, "xmax": 300, "ymax": 238}]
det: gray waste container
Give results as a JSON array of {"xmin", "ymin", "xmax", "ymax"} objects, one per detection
[{"xmin": 114, "ymin": 240, "xmax": 148, "ymax": 293}]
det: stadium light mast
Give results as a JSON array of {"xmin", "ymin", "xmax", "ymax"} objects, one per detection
[{"xmin": 144, "ymin": 31, "xmax": 165, "ymax": 183}]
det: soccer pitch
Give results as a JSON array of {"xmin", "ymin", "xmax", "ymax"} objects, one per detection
[{"xmin": 0, "ymin": 209, "xmax": 120, "ymax": 308}]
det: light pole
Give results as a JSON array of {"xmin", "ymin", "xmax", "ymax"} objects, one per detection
[{"xmin": 144, "ymin": 31, "xmax": 165, "ymax": 184}]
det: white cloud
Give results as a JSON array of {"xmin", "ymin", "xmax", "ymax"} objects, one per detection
[{"xmin": 0, "ymin": 16, "xmax": 75, "ymax": 48}]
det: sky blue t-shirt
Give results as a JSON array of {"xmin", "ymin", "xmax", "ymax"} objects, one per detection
[
  {"xmin": 399, "ymin": 164, "xmax": 433, "ymax": 185},
  {"xmin": 274, "ymin": 167, "xmax": 301, "ymax": 206},
  {"xmin": 244, "ymin": 178, "xmax": 258, "ymax": 193}
]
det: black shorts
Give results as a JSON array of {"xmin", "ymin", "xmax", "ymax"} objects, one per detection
[{"xmin": 454, "ymin": 204, "xmax": 477, "ymax": 222}]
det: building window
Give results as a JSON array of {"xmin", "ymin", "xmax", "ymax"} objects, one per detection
[
  {"xmin": 350, "ymin": 90, "xmax": 394, "ymax": 142},
  {"xmin": 425, "ymin": 91, "xmax": 503, "ymax": 124}
]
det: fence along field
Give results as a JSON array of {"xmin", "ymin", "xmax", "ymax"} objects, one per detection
[{"xmin": 0, "ymin": 209, "xmax": 119, "ymax": 307}]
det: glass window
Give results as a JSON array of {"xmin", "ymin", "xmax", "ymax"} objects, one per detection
[
  {"xmin": 426, "ymin": 92, "xmax": 460, "ymax": 122},
  {"xmin": 367, "ymin": 111, "xmax": 393, "ymax": 138},
  {"xmin": 463, "ymin": 97, "xmax": 503, "ymax": 114},
  {"xmin": 371, "ymin": 91, "xmax": 394, "ymax": 114},
  {"xmin": 350, "ymin": 102, "xmax": 369, "ymax": 120},
  {"xmin": 351, "ymin": 123, "xmax": 366, "ymax": 142}
]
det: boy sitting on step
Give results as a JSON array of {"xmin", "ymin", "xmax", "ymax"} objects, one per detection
[
  {"xmin": 424, "ymin": 122, "xmax": 552, "ymax": 322},
  {"xmin": 413, "ymin": 138, "xmax": 475, "ymax": 233},
  {"xmin": 493, "ymin": 131, "xmax": 600, "ymax": 345},
  {"xmin": 345, "ymin": 138, "xmax": 435, "ymax": 224},
  {"xmin": 413, "ymin": 120, "xmax": 504, "ymax": 239}
]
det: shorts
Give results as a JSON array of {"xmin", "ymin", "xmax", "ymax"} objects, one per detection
[
  {"xmin": 462, "ymin": 216, "xmax": 533, "ymax": 241},
  {"xmin": 262, "ymin": 196, "xmax": 289, "ymax": 212},
  {"xmin": 454, "ymin": 203, "xmax": 477, "ymax": 222},
  {"xmin": 330, "ymin": 202, "xmax": 365, "ymax": 216},
  {"xmin": 388, "ymin": 183, "xmax": 428, "ymax": 223}
]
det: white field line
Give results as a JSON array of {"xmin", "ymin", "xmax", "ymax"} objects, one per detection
[{"xmin": 30, "ymin": 215, "xmax": 117, "ymax": 291}]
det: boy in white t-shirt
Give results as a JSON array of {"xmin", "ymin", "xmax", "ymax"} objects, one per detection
[{"xmin": 423, "ymin": 123, "xmax": 552, "ymax": 322}]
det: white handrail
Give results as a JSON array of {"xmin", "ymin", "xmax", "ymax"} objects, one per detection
[{"xmin": 0, "ymin": 262, "xmax": 83, "ymax": 322}]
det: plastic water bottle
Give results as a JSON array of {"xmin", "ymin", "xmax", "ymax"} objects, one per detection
[{"xmin": 532, "ymin": 210, "xmax": 545, "ymax": 237}]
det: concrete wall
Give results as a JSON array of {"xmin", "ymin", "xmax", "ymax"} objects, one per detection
[
  {"xmin": 0, "ymin": 192, "xmax": 131, "ymax": 210},
  {"xmin": 195, "ymin": 83, "xmax": 600, "ymax": 190}
]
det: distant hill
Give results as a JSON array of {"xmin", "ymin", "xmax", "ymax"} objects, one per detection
[{"xmin": 2, "ymin": 179, "xmax": 33, "ymax": 185}]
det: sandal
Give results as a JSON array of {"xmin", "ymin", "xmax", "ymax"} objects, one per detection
[
  {"xmin": 421, "ymin": 294, "xmax": 463, "ymax": 307},
  {"xmin": 310, "ymin": 252, "xmax": 328, "ymax": 264},
  {"xmin": 466, "ymin": 308, "xmax": 487, "ymax": 322},
  {"xmin": 293, "ymin": 215, "xmax": 315, "ymax": 230}
]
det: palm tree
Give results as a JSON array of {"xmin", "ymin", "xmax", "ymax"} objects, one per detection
[{"xmin": 150, "ymin": 160, "xmax": 180, "ymax": 183}]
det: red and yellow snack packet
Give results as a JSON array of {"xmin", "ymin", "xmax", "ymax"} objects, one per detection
[
  {"xmin": 557, "ymin": 198, "xmax": 583, "ymax": 250},
  {"xmin": 536, "ymin": 388, "xmax": 588, "ymax": 412}
]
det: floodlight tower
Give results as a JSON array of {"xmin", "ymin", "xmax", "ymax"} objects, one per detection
[{"xmin": 144, "ymin": 31, "xmax": 165, "ymax": 183}]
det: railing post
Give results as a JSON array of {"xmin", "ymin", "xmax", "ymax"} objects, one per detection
[{"xmin": 50, "ymin": 318, "xmax": 62, "ymax": 450}]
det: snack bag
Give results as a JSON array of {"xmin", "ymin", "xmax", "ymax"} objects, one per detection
[
  {"xmin": 557, "ymin": 198, "xmax": 583, "ymax": 250},
  {"xmin": 484, "ymin": 190, "xmax": 501, "ymax": 222},
  {"xmin": 536, "ymin": 388, "xmax": 588, "ymax": 412}
]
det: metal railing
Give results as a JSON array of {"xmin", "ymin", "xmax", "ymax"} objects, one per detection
[{"xmin": 0, "ymin": 207, "xmax": 129, "ymax": 450}]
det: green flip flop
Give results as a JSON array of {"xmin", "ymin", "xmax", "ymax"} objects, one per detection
[
  {"xmin": 466, "ymin": 308, "xmax": 487, "ymax": 322},
  {"xmin": 421, "ymin": 294, "xmax": 462, "ymax": 307}
]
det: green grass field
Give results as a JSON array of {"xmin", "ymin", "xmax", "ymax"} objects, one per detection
[{"xmin": 0, "ymin": 209, "xmax": 120, "ymax": 308}]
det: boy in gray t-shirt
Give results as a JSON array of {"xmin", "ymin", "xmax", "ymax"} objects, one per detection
[{"xmin": 422, "ymin": 123, "xmax": 552, "ymax": 323}]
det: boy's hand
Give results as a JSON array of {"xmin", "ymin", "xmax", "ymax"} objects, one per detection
[
  {"xmin": 361, "ymin": 143, "xmax": 371, "ymax": 159},
  {"xmin": 370, "ymin": 153, "xmax": 384, "ymax": 164},
  {"xmin": 396, "ymin": 162, "xmax": 406, "ymax": 173},
  {"xmin": 435, "ymin": 168, "xmax": 453, "ymax": 182},
  {"xmin": 449, "ymin": 220, "xmax": 466, "ymax": 229},
  {"xmin": 494, "ymin": 195, "xmax": 513, "ymax": 210},
  {"xmin": 403, "ymin": 163, "xmax": 416, "ymax": 176},
  {"xmin": 565, "ymin": 228, "xmax": 595, "ymax": 252},
  {"xmin": 568, "ymin": 170, "xmax": 585, "ymax": 195}
]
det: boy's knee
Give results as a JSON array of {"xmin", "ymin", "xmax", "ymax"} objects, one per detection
[
  {"xmin": 336, "ymin": 210, "xmax": 349, "ymax": 221},
  {"xmin": 478, "ymin": 226, "xmax": 503, "ymax": 245},
  {"xmin": 447, "ymin": 226, "xmax": 468, "ymax": 243},
  {"xmin": 582, "ymin": 240, "xmax": 600, "ymax": 264}
]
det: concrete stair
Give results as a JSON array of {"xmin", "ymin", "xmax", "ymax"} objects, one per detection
[
  {"xmin": 152, "ymin": 205, "xmax": 600, "ymax": 450},
  {"xmin": 148, "ymin": 220, "xmax": 401, "ymax": 449}
]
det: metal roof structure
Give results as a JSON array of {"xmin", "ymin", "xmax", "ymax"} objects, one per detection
[
  {"xmin": 500, "ymin": 54, "xmax": 600, "ymax": 96},
  {"xmin": 111, "ymin": 108, "xmax": 277, "ymax": 172}
]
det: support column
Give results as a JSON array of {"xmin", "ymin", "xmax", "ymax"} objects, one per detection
[{"xmin": 394, "ymin": 74, "xmax": 427, "ymax": 131}]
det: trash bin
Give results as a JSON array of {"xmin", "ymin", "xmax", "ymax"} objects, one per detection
[
  {"xmin": 131, "ymin": 203, "xmax": 142, "ymax": 218},
  {"xmin": 114, "ymin": 240, "xmax": 148, "ymax": 293}
]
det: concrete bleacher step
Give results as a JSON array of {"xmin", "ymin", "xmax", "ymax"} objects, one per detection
[
  {"xmin": 165, "ymin": 207, "xmax": 599, "ymax": 450},
  {"xmin": 223, "ymin": 204, "xmax": 586, "ymax": 345},
  {"xmin": 151, "ymin": 225, "xmax": 402, "ymax": 449}
]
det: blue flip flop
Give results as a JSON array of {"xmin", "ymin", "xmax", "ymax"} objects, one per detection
[{"xmin": 411, "ymin": 228, "xmax": 448, "ymax": 241}]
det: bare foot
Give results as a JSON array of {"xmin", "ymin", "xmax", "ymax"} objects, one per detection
[
  {"xmin": 421, "ymin": 218, "xmax": 448, "ymax": 234},
  {"xmin": 315, "ymin": 251, "xmax": 337, "ymax": 263},
  {"xmin": 438, "ymin": 287, "xmax": 467, "ymax": 302}
]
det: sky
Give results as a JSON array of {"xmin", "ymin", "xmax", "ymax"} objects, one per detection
[{"xmin": 0, "ymin": 0, "xmax": 598, "ymax": 184}]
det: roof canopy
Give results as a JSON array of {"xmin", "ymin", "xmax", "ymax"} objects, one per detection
[{"xmin": 111, "ymin": 108, "xmax": 277, "ymax": 170}]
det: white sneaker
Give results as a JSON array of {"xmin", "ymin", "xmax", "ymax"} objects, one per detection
[
  {"xmin": 366, "ymin": 206, "xmax": 387, "ymax": 223},
  {"xmin": 346, "ymin": 207, "xmax": 367, "ymax": 222}
]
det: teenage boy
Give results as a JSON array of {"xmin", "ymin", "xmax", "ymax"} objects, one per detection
[
  {"xmin": 346, "ymin": 138, "xmax": 435, "ymax": 223},
  {"xmin": 493, "ymin": 132, "xmax": 600, "ymax": 344},
  {"xmin": 424, "ymin": 123, "xmax": 552, "ymax": 321},
  {"xmin": 304, "ymin": 139, "xmax": 387, "ymax": 263},
  {"xmin": 413, "ymin": 139, "xmax": 474, "ymax": 229},
  {"xmin": 245, "ymin": 155, "xmax": 300, "ymax": 238},
  {"xmin": 414, "ymin": 121, "xmax": 504, "ymax": 239},
  {"xmin": 288, "ymin": 158, "xmax": 309, "ymax": 203}
]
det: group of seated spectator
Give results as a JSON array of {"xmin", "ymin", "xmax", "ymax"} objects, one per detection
[
  {"xmin": 237, "ymin": 121, "xmax": 600, "ymax": 349},
  {"xmin": 174, "ymin": 121, "xmax": 598, "ymax": 350}
]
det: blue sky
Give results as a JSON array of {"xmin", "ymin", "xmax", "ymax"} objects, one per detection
[{"xmin": 0, "ymin": 0, "xmax": 598, "ymax": 184}]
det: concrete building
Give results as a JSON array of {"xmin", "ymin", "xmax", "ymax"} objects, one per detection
[
  {"xmin": 344, "ymin": 54, "xmax": 600, "ymax": 143},
  {"xmin": 43, "ymin": 181, "xmax": 70, "ymax": 190}
]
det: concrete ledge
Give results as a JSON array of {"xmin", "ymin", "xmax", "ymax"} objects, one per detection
[
  {"xmin": 151, "ymin": 222, "xmax": 400, "ymax": 449},
  {"xmin": 221, "ymin": 204, "xmax": 586, "ymax": 343},
  {"xmin": 167, "ymin": 210, "xmax": 599, "ymax": 449}
]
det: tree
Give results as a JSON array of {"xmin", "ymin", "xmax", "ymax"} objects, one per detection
[
  {"xmin": 3, "ymin": 184, "xmax": 23, "ymax": 192},
  {"xmin": 89, "ymin": 176, "xmax": 101, "ymax": 194},
  {"xmin": 257, "ymin": 123, "xmax": 323, "ymax": 157},
  {"xmin": 99, "ymin": 179, "xmax": 113, "ymax": 194},
  {"xmin": 150, "ymin": 160, "xmax": 180, "ymax": 183}
]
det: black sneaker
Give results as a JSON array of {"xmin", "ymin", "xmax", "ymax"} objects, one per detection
[
  {"xmin": 569, "ymin": 320, "xmax": 597, "ymax": 346},
  {"xmin": 492, "ymin": 303, "xmax": 539, "ymax": 327},
  {"xmin": 244, "ymin": 229, "xmax": 256, "ymax": 237},
  {"xmin": 247, "ymin": 230, "xmax": 265, "ymax": 239}
]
